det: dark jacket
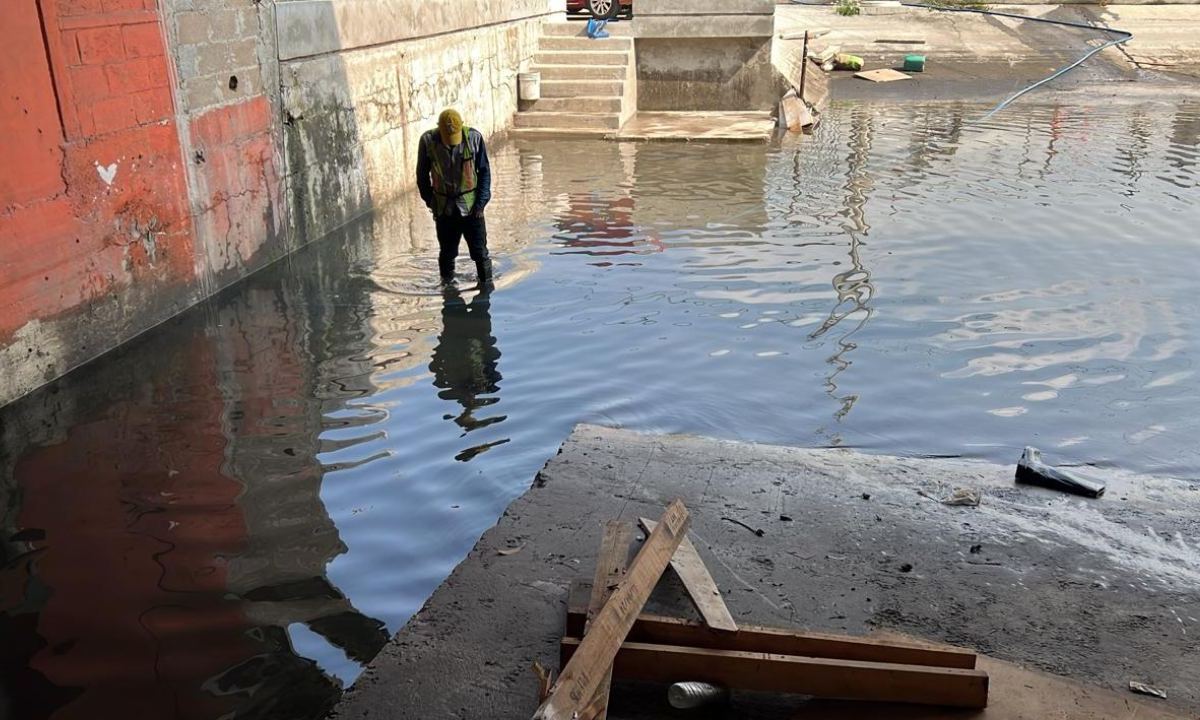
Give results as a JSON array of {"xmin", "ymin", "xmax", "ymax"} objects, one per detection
[{"xmin": 416, "ymin": 127, "xmax": 492, "ymax": 216}]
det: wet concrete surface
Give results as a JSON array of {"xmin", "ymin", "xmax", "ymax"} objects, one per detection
[
  {"xmin": 332, "ymin": 424, "xmax": 1200, "ymax": 718},
  {"xmin": 616, "ymin": 112, "xmax": 777, "ymax": 142}
]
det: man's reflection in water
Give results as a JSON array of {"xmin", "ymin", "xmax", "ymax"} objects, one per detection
[{"xmin": 430, "ymin": 286, "xmax": 505, "ymax": 441}]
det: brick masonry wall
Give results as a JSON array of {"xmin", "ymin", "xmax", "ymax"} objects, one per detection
[
  {"xmin": 163, "ymin": 0, "xmax": 288, "ymax": 293},
  {"xmin": 1, "ymin": 0, "xmax": 196, "ymax": 405}
]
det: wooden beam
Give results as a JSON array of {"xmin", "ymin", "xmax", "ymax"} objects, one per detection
[
  {"xmin": 561, "ymin": 638, "xmax": 990, "ymax": 708},
  {"xmin": 639, "ymin": 517, "xmax": 737, "ymax": 632},
  {"xmin": 580, "ymin": 520, "xmax": 635, "ymax": 720},
  {"xmin": 567, "ymin": 581, "xmax": 976, "ymax": 670},
  {"xmin": 533, "ymin": 500, "xmax": 691, "ymax": 720},
  {"xmin": 588, "ymin": 520, "xmax": 635, "ymax": 628}
]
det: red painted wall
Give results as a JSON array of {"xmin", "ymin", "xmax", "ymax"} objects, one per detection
[
  {"xmin": 0, "ymin": 0, "xmax": 194, "ymax": 346},
  {"xmin": 188, "ymin": 94, "xmax": 286, "ymax": 287}
]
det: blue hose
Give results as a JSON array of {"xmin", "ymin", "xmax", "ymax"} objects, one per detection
[
  {"xmin": 792, "ymin": 0, "xmax": 1134, "ymax": 118},
  {"xmin": 898, "ymin": 3, "xmax": 1133, "ymax": 119}
]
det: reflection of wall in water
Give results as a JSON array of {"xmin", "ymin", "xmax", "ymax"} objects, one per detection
[
  {"xmin": 515, "ymin": 140, "xmax": 643, "ymax": 255},
  {"xmin": 630, "ymin": 143, "xmax": 770, "ymax": 239},
  {"xmin": 1169, "ymin": 101, "xmax": 1200, "ymax": 175},
  {"xmin": 0, "ymin": 217, "xmax": 391, "ymax": 720}
]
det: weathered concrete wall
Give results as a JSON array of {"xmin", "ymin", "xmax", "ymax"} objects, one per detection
[
  {"xmin": 632, "ymin": 0, "xmax": 785, "ymax": 111},
  {"xmin": 0, "ymin": 0, "xmax": 289, "ymax": 407},
  {"xmin": 633, "ymin": 0, "xmax": 774, "ymax": 38},
  {"xmin": 164, "ymin": 0, "xmax": 290, "ymax": 295},
  {"xmin": 278, "ymin": 0, "xmax": 553, "ymax": 241},
  {"xmin": 1, "ymin": 0, "xmax": 196, "ymax": 407},
  {"xmin": 1, "ymin": 0, "xmax": 554, "ymax": 407},
  {"xmin": 637, "ymin": 37, "xmax": 788, "ymax": 111}
]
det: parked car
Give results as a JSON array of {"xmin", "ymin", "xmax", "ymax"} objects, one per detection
[{"xmin": 567, "ymin": 0, "xmax": 632, "ymax": 20}]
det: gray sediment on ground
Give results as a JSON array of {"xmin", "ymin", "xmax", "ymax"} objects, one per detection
[{"xmin": 331, "ymin": 424, "xmax": 1200, "ymax": 718}]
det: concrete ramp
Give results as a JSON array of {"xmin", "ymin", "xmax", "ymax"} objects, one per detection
[{"xmin": 332, "ymin": 425, "xmax": 1200, "ymax": 718}]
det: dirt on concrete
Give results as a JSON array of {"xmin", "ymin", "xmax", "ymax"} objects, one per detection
[
  {"xmin": 331, "ymin": 424, "xmax": 1200, "ymax": 719},
  {"xmin": 777, "ymin": 3, "xmax": 1200, "ymax": 103}
]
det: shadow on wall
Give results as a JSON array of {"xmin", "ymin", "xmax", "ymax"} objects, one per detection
[
  {"xmin": 276, "ymin": 0, "xmax": 546, "ymax": 244},
  {"xmin": 636, "ymin": 37, "xmax": 788, "ymax": 111},
  {"xmin": 0, "ymin": 213, "xmax": 396, "ymax": 720}
]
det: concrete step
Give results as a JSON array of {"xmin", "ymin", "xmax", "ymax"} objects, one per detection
[
  {"xmin": 541, "ymin": 21, "xmax": 634, "ymax": 38},
  {"xmin": 514, "ymin": 111, "xmax": 622, "ymax": 131},
  {"xmin": 511, "ymin": 126, "xmax": 614, "ymax": 140},
  {"xmin": 539, "ymin": 79, "xmax": 625, "ymax": 97},
  {"xmin": 533, "ymin": 64, "xmax": 626, "ymax": 81},
  {"xmin": 534, "ymin": 51, "xmax": 630, "ymax": 66},
  {"xmin": 525, "ymin": 96, "xmax": 624, "ymax": 113},
  {"xmin": 539, "ymin": 36, "xmax": 633, "ymax": 51},
  {"xmin": 541, "ymin": 22, "xmax": 589, "ymax": 38}
]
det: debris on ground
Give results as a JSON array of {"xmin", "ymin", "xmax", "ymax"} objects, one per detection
[
  {"xmin": 861, "ymin": 492, "xmax": 872, "ymax": 500},
  {"xmin": 535, "ymin": 500, "xmax": 990, "ymax": 719},
  {"xmin": 668, "ymin": 681, "xmax": 729, "ymax": 709},
  {"xmin": 813, "ymin": 45, "xmax": 841, "ymax": 64},
  {"xmin": 1016, "ymin": 446, "xmax": 1106, "ymax": 498},
  {"xmin": 856, "ymin": 68, "xmax": 912, "ymax": 82},
  {"xmin": 833, "ymin": 53, "xmax": 865, "ymax": 71},
  {"xmin": 779, "ymin": 88, "xmax": 815, "ymax": 131},
  {"xmin": 899, "ymin": 562, "xmax": 914, "ymax": 573},
  {"xmin": 969, "ymin": 544, "xmax": 983, "ymax": 554},
  {"xmin": 532, "ymin": 660, "xmax": 554, "ymax": 702},
  {"xmin": 497, "ymin": 543, "xmax": 526, "ymax": 556},
  {"xmin": 722, "ymin": 516, "xmax": 766, "ymax": 537},
  {"xmin": 903, "ymin": 54, "xmax": 927, "ymax": 72},
  {"xmin": 942, "ymin": 487, "xmax": 982, "ymax": 507},
  {"xmin": 1129, "ymin": 681, "xmax": 1168, "ymax": 699}
]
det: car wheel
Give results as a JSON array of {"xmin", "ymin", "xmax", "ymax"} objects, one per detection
[{"xmin": 587, "ymin": 0, "xmax": 620, "ymax": 20}]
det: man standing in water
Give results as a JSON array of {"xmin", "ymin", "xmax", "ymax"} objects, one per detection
[{"xmin": 417, "ymin": 109, "xmax": 494, "ymax": 286}]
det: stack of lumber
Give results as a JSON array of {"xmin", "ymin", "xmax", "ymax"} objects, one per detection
[{"xmin": 531, "ymin": 500, "xmax": 989, "ymax": 720}]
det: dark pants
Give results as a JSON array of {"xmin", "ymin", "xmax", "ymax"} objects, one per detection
[{"xmin": 436, "ymin": 209, "xmax": 491, "ymax": 282}]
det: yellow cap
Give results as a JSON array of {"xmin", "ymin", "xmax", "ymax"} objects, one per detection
[{"xmin": 438, "ymin": 109, "xmax": 464, "ymax": 146}]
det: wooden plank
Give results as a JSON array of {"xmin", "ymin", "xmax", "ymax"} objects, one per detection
[
  {"xmin": 567, "ymin": 580, "xmax": 976, "ymax": 670},
  {"xmin": 579, "ymin": 520, "xmax": 635, "ymax": 720},
  {"xmin": 533, "ymin": 500, "xmax": 691, "ymax": 720},
  {"xmin": 855, "ymin": 68, "xmax": 912, "ymax": 83},
  {"xmin": 532, "ymin": 661, "xmax": 554, "ymax": 702},
  {"xmin": 561, "ymin": 638, "xmax": 990, "ymax": 708},
  {"xmin": 639, "ymin": 517, "xmax": 737, "ymax": 632},
  {"xmin": 588, "ymin": 520, "xmax": 634, "ymax": 627}
]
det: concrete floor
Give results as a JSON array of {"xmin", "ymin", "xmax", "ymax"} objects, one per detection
[
  {"xmin": 616, "ymin": 112, "xmax": 777, "ymax": 142},
  {"xmin": 331, "ymin": 425, "xmax": 1200, "ymax": 719},
  {"xmin": 776, "ymin": 3, "xmax": 1200, "ymax": 102}
]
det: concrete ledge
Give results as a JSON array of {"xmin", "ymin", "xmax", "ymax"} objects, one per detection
[
  {"xmin": 632, "ymin": 15, "xmax": 776, "ymax": 38},
  {"xmin": 616, "ymin": 111, "xmax": 776, "ymax": 142},
  {"xmin": 276, "ymin": 0, "xmax": 552, "ymax": 60},
  {"xmin": 332, "ymin": 425, "xmax": 1200, "ymax": 718},
  {"xmin": 637, "ymin": 0, "xmax": 774, "ymax": 13}
]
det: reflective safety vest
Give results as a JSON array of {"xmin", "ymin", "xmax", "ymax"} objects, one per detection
[{"xmin": 423, "ymin": 126, "xmax": 479, "ymax": 216}]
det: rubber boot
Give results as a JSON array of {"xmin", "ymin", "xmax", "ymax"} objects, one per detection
[
  {"xmin": 439, "ymin": 256, "xmax": 455, "ymax": 285},
  {"xmin": 475, "ymin": 258, "xmax": 494, "ymax": 286}
]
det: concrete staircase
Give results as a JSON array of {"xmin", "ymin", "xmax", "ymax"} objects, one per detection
[{"xmin": 514, "ymin": 23, "xmax": 637, "ymax": 137}]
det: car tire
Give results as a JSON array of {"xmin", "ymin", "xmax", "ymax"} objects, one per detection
[{"xmin": 587, "ymin": 0, "xmax": 620, "ymax": 20}]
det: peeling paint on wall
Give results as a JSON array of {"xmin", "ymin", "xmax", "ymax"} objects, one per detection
[{"xmin": 2, "ymin": 0, "xmax": 554, "ymax": 406}]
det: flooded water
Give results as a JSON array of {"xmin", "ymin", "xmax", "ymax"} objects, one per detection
[{"xmin": 2, "ymin": 99, "xmax": 1199, "ymax": 719}]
